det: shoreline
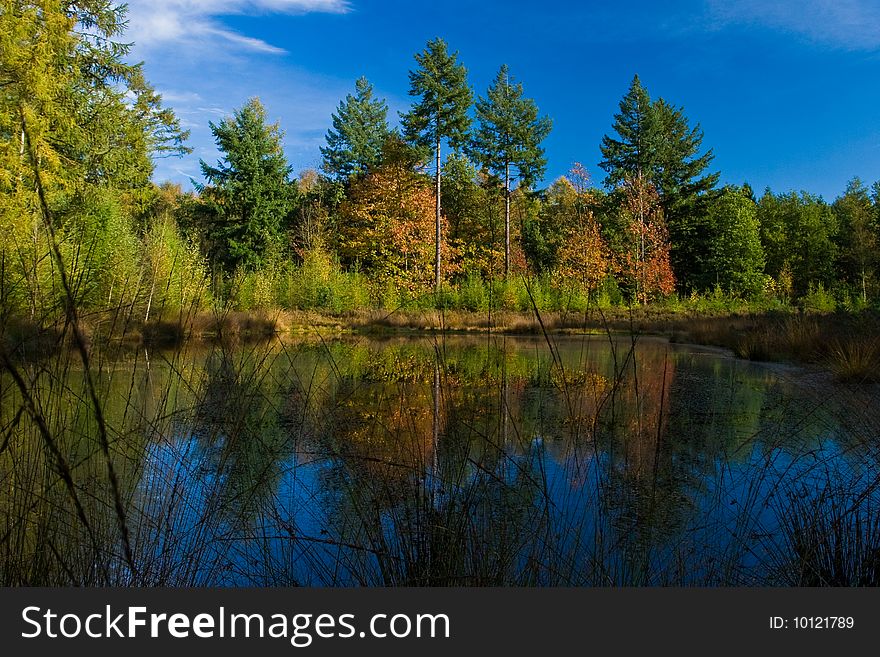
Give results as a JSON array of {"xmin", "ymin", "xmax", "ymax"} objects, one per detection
[{"xmin": 3, "ymin": 307, "xmax": 879, "ymax": 382}]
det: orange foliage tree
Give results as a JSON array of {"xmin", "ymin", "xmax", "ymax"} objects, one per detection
[
  {"xmin": 441, "ymin": 155, "xmax": 504, "ymax": 280},
  {"xmin": 552, "ymin": 164, "xmax": 609, "ymax": 292},
  {"xmin": 617, "ymin": 175, "xmax": 675, "ymax": 303},
  {"xmin": 337, "ymin": 138, "xmax": 441, "ymax": 292}
]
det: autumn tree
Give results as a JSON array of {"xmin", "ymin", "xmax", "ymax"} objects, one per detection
[
  {"xmin": 616, "ymin": 176, "xmax": 675, "ymax": 303},
  {"xmin": 198, "ymin": 98, "xmax": 296, "ymax": 273},
  {"xmin": 337, "ymin": 136, "xmax": 437, "ymax": 292},
  {"xmin": 401, "ymin": 38, "xmax": 472, "ymax": 290},
  {"xmin": 469, "ymin": 65, "xmax": 551, "ymax": 278},
  {"xmin": 321, "ymin": 77, "xmax": 390, "ymax": 182},
  {"xmin": 552, "ymin": 166, "xmax": 608, "ymax": 294}
]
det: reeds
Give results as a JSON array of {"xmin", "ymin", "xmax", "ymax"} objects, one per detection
[{"xmin": 1, "ymin": 297, "xmax": 879, "ymax": 586}]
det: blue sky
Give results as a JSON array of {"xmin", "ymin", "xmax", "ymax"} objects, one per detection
[{"xmin": 125, "ymin": 0, "xmax": 880, "ymax": 200}]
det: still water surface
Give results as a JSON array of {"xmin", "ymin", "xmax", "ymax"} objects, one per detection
[{"xmin": 3, "ymin": 333, "xmax": 878, "ymax": 585}]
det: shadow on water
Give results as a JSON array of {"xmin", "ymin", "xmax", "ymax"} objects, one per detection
[{"xmin": 1, "ymin": 330, "xmax": 879, "ymax": 585}]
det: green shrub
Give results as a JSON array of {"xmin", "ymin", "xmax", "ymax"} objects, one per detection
[{"xmin": 801, "ymin": 283, "xmax": 836, "ymax": 313}]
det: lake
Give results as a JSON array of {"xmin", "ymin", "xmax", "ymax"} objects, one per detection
[{"xmin": 1, "ymin": 332, "xmax": 878, "ymax": 585}]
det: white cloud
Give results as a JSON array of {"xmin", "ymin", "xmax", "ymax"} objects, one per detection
[
  {"xmin": 158, "ymin": 90, "xmax": 203, "ymax": 104},
  {"xmin": 124, "ymin": 0, "xmax": 351, "ymax": 54},
  {"xmin": 708, "ymin": 0, "xmax": 880, "ymax": 50}
]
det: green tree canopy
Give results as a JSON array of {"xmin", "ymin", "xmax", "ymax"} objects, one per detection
[
  {"xmin": 321, "ymin": 77, "xmax": 390, "ymax": 181},
  {"xmin": 703, "ymin": 186, "xmax": 765, "ymax": 296},
  {"xmin": 1, "ymin": 0, "xmax": 189, "ymax": 196},
  {"xmin": 599, "ymin": 75, "xmax": 719, "ymax": 290},
  {"xmin": 833, "ymin": 177, "xmax": 878, "ymax": 303},
  {"xmin": 757, "ymin": 190, "xmax": 837, "ymax": 298},
  {"xmin": 0, "ymin": 0, "xmax": 189, "ymax": 317},
  {"xmin": 441, "ymin": 153, "xmax": 501, "ymax": 278},
  {"xmin": 198, "ymin": 98, "xmax": 295, "ymax": 272},
  {"xmin": 401, "ymin": 37, "xmax": 472, "ymax": 289},
  {"xmin": 469, "ymin": 64, "xmax": 551, "ymax": 277}
]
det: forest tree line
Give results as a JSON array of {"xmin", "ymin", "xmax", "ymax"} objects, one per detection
[{"xmin": 2, "ymin": 2, "xmax": 878, "ymax": 329}]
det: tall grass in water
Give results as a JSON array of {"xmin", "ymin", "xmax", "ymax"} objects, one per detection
[
  {"xmin": 763, "ymin": 483, "xmax": 880, "ymax": 585},
  {"xmin": 2, "ymin": 266, "xmax": 880, "ymax": 585}
]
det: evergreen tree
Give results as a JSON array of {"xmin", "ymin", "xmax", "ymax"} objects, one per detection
[
  {"xmin": 401, "ymin": 38, "xmax": 472, "ymax": 290},
  {"xmin": 650, "ymin": 99, "xmax": 718, "ymax": 206},
  {"xmin": 651, "ymin": 98, "xmax": 719, "ymax": 289},
  {"xmin": 469, "ymin": 64, "xmax": 551, "ymax": 277},
  {"xmin": 599, "ymin": 75, "xmax": 655, "ymax": 187},
  {"xmin": 599, "ymin": 75, "xmax": 718, "ymax": 290},
  {"xmin": 198, "ymin": 98, "xmax": 295, "ymax": 273},
  {"xmin": 321, "ymin": 77, "xmax": 389, "ymax": 181}
]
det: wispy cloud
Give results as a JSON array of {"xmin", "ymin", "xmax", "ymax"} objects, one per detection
[
  {"xmin": 708, "ymin": 0, "xmax": 880, "ymax": 50},
  {"xmin": 124, "ymin": 0, "xmax": 352, "ymax": 54}
]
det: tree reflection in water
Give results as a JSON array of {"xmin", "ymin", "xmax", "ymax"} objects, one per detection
[{"xmin": 1, "ymin": 334, "xmax": 878, "ymax": 586}]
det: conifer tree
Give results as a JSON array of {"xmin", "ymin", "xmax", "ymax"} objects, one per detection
[
  {"xmin": 199, "ymin": 98, "xmax": 295, "ymax": 272},
  {"xmin": 321, "ymin": 77, "xmax": 390, "ymax": 181},
  {"xmin": 401, "ymin": 38, "xmax": 472, "ymax": 290},
  {"xmin": 599, "ymin": 75, "xmax": 655, "ymax": 187},
  {"xmin": 599, "ymin": 75, "xmax": 718, "ymax": 290},
  {"xmin": 469, "ymin": 65, "xmax": 551, "ymax": 277},
  {"xmin": 1, "ymin": 0, "xmax": 188, "ymax": 314}
]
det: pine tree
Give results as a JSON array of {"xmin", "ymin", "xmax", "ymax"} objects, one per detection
[
  {"xmin": 401, "ymin": 38, "xmax": 472, "ymax": 290},
  {"xmin": 198, "ymin": 98, "xmax": 295, "ymax": 272},
  {"xmin": 469, "ymin": 65, "xmax": 551, "ymax": 277},
  {"xmin": 650, "ymin": 99, "xmax": 718, "ymax": 206},
  {"xmin": 599, "ymin": 75, "xmax": 718, "ymax": 290},
  {"xmin": 321, "ymin": 77, "xmax": 389, "ymax": 181},
  {"xmin": 599, "ymin": 75, "xmax": 655, "ymax": 187}
]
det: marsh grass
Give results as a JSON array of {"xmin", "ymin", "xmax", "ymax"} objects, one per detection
[
  {"xmin": 1, "ymin": 250, "xmax": 879, "ymax": 585},
  {"xmin": 824, "ymin": 337, "xmax": 880, "ymax": 383},
  {"xmin": 764, "ymin": 483, "xmax": 880, "ymax": 585}
]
